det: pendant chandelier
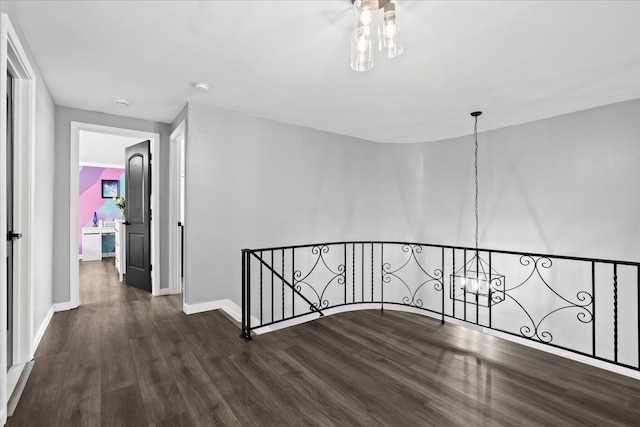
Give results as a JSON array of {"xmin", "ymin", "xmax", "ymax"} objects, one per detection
[
  {"xmin": 350, "ymin": 0, "xmax": 404, "ymax": 72},
  {"xmin": 450, "ymin": 112, "xmax": 505, "ymax": 307}
]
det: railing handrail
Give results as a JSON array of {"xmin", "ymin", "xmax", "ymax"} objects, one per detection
[{"xmin": 244, "ymin": 240, "xmax": 640, "ymax": 267}]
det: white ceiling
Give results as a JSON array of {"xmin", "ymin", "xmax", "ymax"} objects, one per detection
[{"xmin": 8, "ymin": 1, "xmax": 640, "ymax": 143}]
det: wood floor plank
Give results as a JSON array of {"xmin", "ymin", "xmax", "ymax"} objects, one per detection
[
  {"xmin": 55, "ymin": 364, "xmax": 102, "ymax": 427},
  {"xmin": 154, "ymin": 320, "xmax": 241, "ymax": 426},
  {"xmin": 152, "ymin": 411, "xmax": 195, "ymax": 427},
  {"xmin": 101, "ymin": 384, "xmax": 148, "ymax": 427},
  {"xmin": 8, "ymin": 351, "xmax": 70, "ymax": 426},
  {"xmin": 129, "ymin": 335, "xmax": 187, "ymax": 424},
  {"xmin": 228, "ymin": 349, "xmax": 338, "ymax": 426}
]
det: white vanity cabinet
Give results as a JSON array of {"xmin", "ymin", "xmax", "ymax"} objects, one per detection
[{"xmin": 81, "ymin": 228, "xmax": 102, "ymax": 261}]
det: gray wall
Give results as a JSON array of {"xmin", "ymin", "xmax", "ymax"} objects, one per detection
[
  {"xmin": 53, "ymin": 107, "xmax": 171, "ymax": 303},
  {"xmin": 185, "ymin": 99, "xmax": 640, "ymax": 307},
  {"xmin": 2, "ymin": 4, "xmax": 57, "ymax": 342}
]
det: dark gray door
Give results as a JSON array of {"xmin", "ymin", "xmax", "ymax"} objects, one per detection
[
  {"xmin": 6, "ymin": 71, "xmax": 19, "ymax": 370},
  {"xmin": 125, "ymin": 140, "xmax": 151, "ymax": 292}
]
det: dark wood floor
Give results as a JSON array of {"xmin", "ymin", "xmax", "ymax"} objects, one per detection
[{"xmin": 7, "ymin": 259, "xmax": 640, "ymax": 426}]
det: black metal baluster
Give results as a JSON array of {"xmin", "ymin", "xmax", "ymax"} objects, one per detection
[
  {"xmin": 441, "ymin": 247, "xmax": 444, "ymax": 324},
  {"xmin": 371, "ymin": 243, "xmax": 374, "ymax": 302},
  {"xmin": 452, "ymin": 250, "xmax": 456, "ymax": 319},
  {"xmin": 489, "ymin": 251, "xmax": 492, "ymax": 328},
  {"xmin": 271, "ymin": 251, "xmax": 274, "ymax": 324},
  {"xmin": 241, "ymin": 250, "xmax": 246, "ymax": 339},
  {"xmin": 292, "ymin": 248, "xmax": 295, "ymax": 317},
  {"xmin": 638, "ymin": 265, "xmax": 640, "ymax": 368},
  {"xmin": 463, "ymin": 250, "xmax": 467, "ymax": 321},
  {"xmin": 352, "ymin": 243, "xmax": 355, "ymax": 304},
  {"xmin": 592, "ymin": 261, "xmax": 596, "ymax": 358},
  {"xmin": 614, "ymin": 263, "xmax": 618, "ymax": 364},
  {"xmin": 344, "ymin": 243, "xmax": 347, "ymax": 305},
  {"xmin": 281, "ymin": 249, "xmax": 285, "ymax": 320},
  {"xmin": 361, "ymin": 243, "xmax": 364, "ymax": 303},
  {"xmin": 381, "ymin": 243, "xmax": 384, "ymax": 312},
  {"xmin": 260, "ymin": 250, "xmax": 263, "ymax": 325},
  {"xmin": 247, "ymin": 251, "xmax": 252, "ymax": 340}
]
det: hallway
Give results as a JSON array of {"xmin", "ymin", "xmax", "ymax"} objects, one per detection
[{"xmin": 7, "ymin": 260, "xmax": 640, "ymax": 426}]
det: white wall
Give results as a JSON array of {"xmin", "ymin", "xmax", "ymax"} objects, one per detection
[{"xmin": 31, "ymin": 61, "xmax": 56, "ymax": 343}]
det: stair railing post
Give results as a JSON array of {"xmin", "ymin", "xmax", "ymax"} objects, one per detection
[
  {"xmin": 247, "ymin": 250, "xmax": 252, "ymax": 340},
  {"xmin": 240, "ymin": 249, "xmax": 253, "ymax": 341}
]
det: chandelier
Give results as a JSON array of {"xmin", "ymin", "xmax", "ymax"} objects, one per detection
[
  {"xmin": 351, "ymin": 0, "xmax": 404, "ymax": 72},
  {"xmin": 450, "ymin": 112, "xmax": 505, "ymax": 307}
]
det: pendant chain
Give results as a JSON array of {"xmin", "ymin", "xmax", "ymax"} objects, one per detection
[{"xmin": 474, "ymin": 115, "xmax": 479, "ymax": 252}]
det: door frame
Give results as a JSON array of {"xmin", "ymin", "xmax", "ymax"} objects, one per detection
[
  {"xmin": 168, "ymin": 120, "xmax": 186, "ymax": 299},
  {"xmin": 69, "ymin": 122, "xmax": 161, "ymax": 307},
  {"xmin": 1, "ymin": 13, "xmax": 37, "ymax": 425}
]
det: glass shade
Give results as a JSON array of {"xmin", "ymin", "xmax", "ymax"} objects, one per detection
[
  {"xmin": 351, "ymin": 27, "xmax": 373, "ymax": 72},
  {"xmin": 379, "ymin": 9, "xmax": 404, "ymax": 58}
]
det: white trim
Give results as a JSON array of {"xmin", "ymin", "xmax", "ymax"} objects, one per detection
[
  {"xmin": 182, "ymin": 298, "xmax": 243, "ymax": 319},
  {"xmin": 79, "ymin": 161, "xmax": 124, "ymax": 169},
  {"xmin": 6, "ymin": 363, "xmax": 26, "ymax": 408},
  {"xmin": 159, "ymin": 288, "xmax": 172, "ymax": 296},
  {"xmin": 168, "ymin": 121, "xmax": 186, "ymax": 298},
  {"xmin": 69, "ymin": 122, "xmax": 161, "ymax": 309},
  {"xmin": 183, "ymin": 299, "xmax": 239, "ymax": 316},
  {"xmin": 182, "ymin": 299, "xmax": 264, "ymax": 332},
  {"xmin": 53, "ymin": 301, "xmax": 76, "ymax": 312},
  {"xmin": 1, "ymin": 13, "xmax": 37, "ymax": 425},
  {"xmin": 31, "ymin": 306, "xmax": 53, "ymax": 356},
  {"xmin": 150, "ymin": 134, "xmax": 160, "ymax": 295},
  {"xmin": 479, "ymin": 326, "xmax": 640, "ymax": 381}
]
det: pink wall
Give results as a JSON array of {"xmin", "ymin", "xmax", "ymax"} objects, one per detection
[{"xmin": 78, "ymin": 165, "xmax": 125, "ymax": 253}]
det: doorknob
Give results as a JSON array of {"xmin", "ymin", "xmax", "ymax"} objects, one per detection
[{"xmin": 7, "ymin": 231, "xmax": 22, "ymax": 241}]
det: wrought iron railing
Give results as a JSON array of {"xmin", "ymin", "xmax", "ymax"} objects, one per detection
[{"xmin": 240, "ymin": 242, "xmax": 640, "ymax": 372}]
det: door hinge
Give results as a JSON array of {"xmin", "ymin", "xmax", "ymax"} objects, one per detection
[
  {"xmin": 149, "ymin": 209, "xmax": 152, "ymax": 222},
  {"xmin": 150, "ymin": 264, "xmax": 153, "ymax": 272}
]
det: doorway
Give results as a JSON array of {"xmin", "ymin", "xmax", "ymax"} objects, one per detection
[{"xmin": 70, "ymin": 123, "xmax": 161, "ymax": 309}]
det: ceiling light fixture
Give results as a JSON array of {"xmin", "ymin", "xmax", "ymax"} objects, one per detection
[
  {"xmin": 350, "ymin": 0, "xmax": 404, "ymax": 72},
  {"xmin": 194, "ymin": 81, "xmax": 210, "ymax": 92},
  {"xmin": 114, "ymin": 98, "xmax": 131, "ymax": 107},
  {"xmin": 450, "ymin": 112, "xmax": 505, "ymax": 308}
]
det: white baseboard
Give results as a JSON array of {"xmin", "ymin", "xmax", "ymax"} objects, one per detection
[
  {"xmin": 182, "ymin": 299, "xmax": 267, "ymax": 332},
  {"xmin": 31, "ymin": 306, "xmax": 54, "ymax": 357},
  {"xmin": 53, "ymin": 301, "xmax": 77, "ymax": 312},
  {"xmin": 478, "ymin": 326, "xmax": 640, "ymax": 381},
  {"xmin": 183, "ymin": 299, "xmax": 241, "ymax": 319},
  {"xmin": 158, "ymin": 288, "xmax": 172, "ymax": 296}
]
